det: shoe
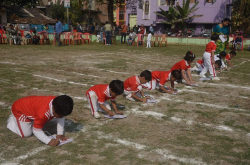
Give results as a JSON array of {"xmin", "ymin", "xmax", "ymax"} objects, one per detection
[
  {"xmin": 125, "ymin": 95, "xmax": 135, "ymax": 101},
  {"xmin": 94, "ymin": 112, "xmax": 101, "ymax": 119},
  {"xmin": 199, "ymin": 74, "xmax": 206, "ymax": 78},
  {"xmin": 212, "ymin": 77, "xmax": 220, "ymax": 80},
  {"xmin": 191, "ymin": 66, "xmax": 198, "ymax": 72}
]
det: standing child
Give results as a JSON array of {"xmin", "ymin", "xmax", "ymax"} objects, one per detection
[
  {"xmin": 124, "ymin": 70, "xmax": 152, "ymax": 102},
  {"xmin": 7, "ymin": 95, "xmax": 73, "ymax": 146},
  {"xmin": 86, "ymin": 80, "xmax": 124, "ymax": 119},
  {"xmin": 170, "ymin": 51, "xmax": 196, "ymax": 85},
  {"xmin": 142, "ymin": 70, "xmax": 182, "ymax": 94},
  {"xmin": 199, "ymin": 33, "xmax": 220, "ymax": 80},
  {"xmin": 225, "ymin": 50, "xmax": 236, "ymax": 67},
  {"xmin": 147, "ymin": 32, "xmax": 152, "ymax": 48}
]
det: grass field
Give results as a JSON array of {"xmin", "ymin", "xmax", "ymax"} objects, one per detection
[{"xmin": 0, "ymin": 43, "xmax": 250, "ymax": 165}]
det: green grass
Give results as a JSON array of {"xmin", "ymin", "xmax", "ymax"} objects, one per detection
[{"xmin": 0, "ymin": 43, "xmax": 250, "ymax": 164}]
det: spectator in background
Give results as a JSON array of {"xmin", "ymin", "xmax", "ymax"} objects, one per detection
[
  {"xmin": 55, "ymin": 18, "xmax": 62, "ymax": 46},
  {"xmin": 121, "ymin": 21, "xmax": 127, "ymax": 44},
  {"xmin": 127, "ymin": 30, "xmax": 136, "ymax": 45},
  {"xmin": 138, "ymin": 24, "xmax": 146, "ymax": 44},
  {"xmin": 115, "ymin": 24, "xmax": 119, "ymax": 35},
  {"xmin": 104, "ymin": 21, "xmax": 112, "ymax": 45},
  {"xmin": 133, "ymin": 25, "xmax": 137, "ymax": 34},
  {"xmin": 127, "ymin": 23, "xmax": 130, "ymax": 34},
  {"xmin": 100, "ymin": 24, "xmax": 104, "ymax": 42},
  {"xmin": 234, "ymin": 34, "xmax": 242, "ymax": 51},
  {"xmin": 31, "ymin": 28, "xmax": 40, "ymax": 45},
  {"xmin": 44, "ymin": 23, "xmax": 49, "ymax": 32},
  {"xmin": 91, "ymin": 24, "xmax": 95, "ymax": 34},
  {"xmin": 149, "ymin": 24, "xmax": 154, "ymax": 35},
  {"xmin": 76, "ymin": 22, "xmax": 83, "ymax": 33},
  {"xmin": 95, "ymin": 23, "xmax": 99, "ymax": 34}
]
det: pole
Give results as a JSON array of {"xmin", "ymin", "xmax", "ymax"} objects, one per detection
[{"xmin": 67, "ymin": 8, "xmax": 69, "ymax": 25}]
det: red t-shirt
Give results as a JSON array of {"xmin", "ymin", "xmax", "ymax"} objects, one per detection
[
  {"xmin": 170, "ymin": 60, "xmax": 191, "ymax": 71},
  {"xmin": 86, "ymin": 84, "xmax": 116, "ymax": 104},
  {"xmin": 225, "ymin": 54, "xmax": 231, "ymax": 61},
  {"xmin": 151, "ymin": 71, "xmax": 171, "ymax": 86},
  {"xmin": 196, "ymin": 59, "xmax": 203, "ymax": 65},
  {"xmin": 124, "ymin": 76, "xmax": 141, "ymax": 92},
  {"xmin": 205, "ymin": 41, "xmax": 217, "ymax": 53},
  {"xmin": 139, "ymin": 27, "xmax": 145, "ymax": 34},
  {"xmin": 12, "ymin": 96, "xmax": 56, "ymax": 129}
]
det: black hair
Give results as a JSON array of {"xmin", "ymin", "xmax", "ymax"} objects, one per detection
[
  {"xmin": 184, "ymin": 51, "xmax": 196, "ymax": 62},
  {"xmin": 223, "ymin": 18, "xmax": 231, "ymax": 23},
  {"xmin": 53, "ymin": 95, "xmax": 73, "ymax": 116},
  {"xmin": 218, "ymin": 51, "xmax": 227, "ymax": 58},
  {"xmin": 171, "ymin": 70, "xmax": 182, "ymax": 80},
  {"xmin": 106, "ymin": 21, "xmax": 109, "ymax": 24},
  {"xmin": 230, "ymin": 50, "xmax": 236, "ymax": 56},
  {"xmin": 211, "ymin": 33, "xmax": 219, "ymax": 41},
  {"xmin": 215, "ymin": 60, "xmax": 222, "ymax": 67},
  {"xmin": 109, "ymin": 80, "xmax": 124, "ymax": 95},
  {"xmin": 140, "ymin": 70, "xmax": 152, "ymax": 81}
]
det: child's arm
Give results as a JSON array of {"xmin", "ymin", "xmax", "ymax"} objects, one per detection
[
  {"xmin": 56, "ymin": 117, "xmax": 68, "ymax": 141},
  {"xmin": 181, "ymin": 70, "xmax": 191, "ymax": 85},
  {"xmin": 111, "ymin": 101, "xmax": 123, "ymax": 114},
  {"xmin": 227, "ymin": 60, "xmax": 233, "ymax": 67},
  {"xmin": 159, "ymin": 85, "xmax": 173, "ymax": 94},
  {"xmin": 99, "ymin": 104, "xmax": 115, "ymax": 116},
  {"xmin": 186, "ymin": 69, "xmax": 195, "ymax": 84},
  {"xmin": 171, "ymin": 80, "xmax": 176, "ymax": 92},
  {"xmin": 132, "ymin": 91, "xmax": 147, "ymax": 102}
]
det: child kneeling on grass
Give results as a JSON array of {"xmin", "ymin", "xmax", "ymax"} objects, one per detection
[
  {"xmin": 123, "ymin": 70, "xmax": 152, "ymax": 102},
  {"xmin": 225, "ymin": 50, "xmax": 236, "ymax": 67},
  {"xmin": 142, "ymin": 70, "xmax": 182, "ymax": 94},
  {"xmin": 86, "ymin": 80, "xmax": 124, "ymax": 119},
  {"xmin": 170, "ymin": 51, "xmax": 196, "ymax": 85},
  {"xmin": 7, "ymin": 95, "xmax": 73, "ymax": 147}
]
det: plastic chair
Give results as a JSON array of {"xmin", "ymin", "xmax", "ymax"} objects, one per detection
[
  {"xmin": 153, "ymin": 34, "xmax": 160, "ymax": 47},
  {"xmin": 160, "ymin": 34, "xmax": 168, "ymax": 47},
  {"xmin": 136, "ymin": 34, "xmax": 144, "ymax": 47},
  {"xmin": 102, "ymin": 32, "xmax": 106, "ymax": 45},
  {"xmin": 63, "ymin": 32, "xmax": 72, "ymax": 45},
  {"xmin": 83, "ymin": 33, "xmax": 90, "ymax": 44},
  {"xmin": 72, "ymin": 32, "xmax": 84, "ymax": 45},
  {"xmin": 0, "ymin": 30, "xmax": 8, "ymax": 44},
  {"xmin": 150, "ymin": 35, "xmax": 155, "ymax": 47},
  {"xmin": 39, "ymin": 31, "xmax": 50, "ymax": 45}
]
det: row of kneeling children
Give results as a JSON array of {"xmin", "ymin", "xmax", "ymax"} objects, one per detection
[
  {"xmin": 7, "ymin": 39, "xmax": 236, "ymax": 146},
  {"xmin": 6, "ymin": 51, "xmax": 196, "ymax": 146}
]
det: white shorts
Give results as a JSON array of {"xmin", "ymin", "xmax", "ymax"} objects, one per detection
[
  {"xmin": 7, "ymin": 113, "xmax": 33, "ymax": 137},
  {"xmin": 142, "ymin": 80, "xmax": 159, "ymax": 90},
  {"xmin": 123, "ymin": 85, "xmax": 142, "ymax": 98}
]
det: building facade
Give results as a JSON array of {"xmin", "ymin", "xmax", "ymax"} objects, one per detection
[{"xmin": 126, "ymin": 0, "xmax": 233, "ymax": 35}]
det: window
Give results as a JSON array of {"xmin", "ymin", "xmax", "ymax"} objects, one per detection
[
  {"xmin": 144, "ymin": 1, "xmax": 149, "ymax": 15},
  {"xmin": 190, "ymin": 0, "xmax": 196, "ymax": 3},
  {"xmin": 159, "ymin": 0, "xmax": 175, "ymax": 6},
  {"xmin": 143, "ymin": 0, "xmax": 150, "ymax": 19},
  {"xmin": 206, "ymin": 0, "xmax": 216, "ymax": 3}
]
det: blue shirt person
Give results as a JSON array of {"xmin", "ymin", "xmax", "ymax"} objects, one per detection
[{"xmin": 55, "ymin": 18, "xmax": 62, "ymax": 46}]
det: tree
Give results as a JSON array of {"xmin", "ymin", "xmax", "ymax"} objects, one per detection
[
  {"xmin": 0, "ymin": 0, "xmax": 36, "ymax": 7},
  {"xmin": 231, "ymin": 0, "xmax": 250, "ymax": 35},
  {"xmin": 155, "ymin": 0, "xmax": 203, "ymax": 30}
]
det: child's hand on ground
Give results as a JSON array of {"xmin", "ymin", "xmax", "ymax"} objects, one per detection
[
  {"xmin": 142, "ymin": 99, "xmax": 147, "ymax": 103},
  {"xmin": 48, "ymin": 139, "xmax": 60, "ymax": 147},
  {"xmin": 145, "ymin": 96, "xmax": 151, "ymax": 99},
  {"xmin": 108, "ymin": 111, "xmax": 115, "ymax": 116},
  {"xmin": 115, "ymin": 110, "xmax": 124, "ymax": 115},
  {"xmin": 191, "ymin": 81, "xmax": 196, "ymax": 84},
  {"xmin": 56, "ymin": 135, "xmax": 68, "ymax": 141}
]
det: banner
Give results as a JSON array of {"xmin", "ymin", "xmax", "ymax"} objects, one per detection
[{"xmin": 64, "ymin": 0, "xmax": 70, "ymax": 8}]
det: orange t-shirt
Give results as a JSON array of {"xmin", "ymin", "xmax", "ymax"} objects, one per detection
[
  {"xmin": 121, "ymin": 25, "xmax": 128, "ymax": 33},
  {"xmin": 170, "ymin": 60, "xmax": 191, "ymax": 71},
  {"xmin": 205, "ymin": 41, "xmax": 217, "ymax": 53},
  {"xmin": 12, "ymin": 96, "xmax": 56, "ymax": 129},
  {"xmin": 124, "ymin": 76, "xmax": 141, "ymax": 92},
  {"xmin": 151, "ymin": 71, "xmax": 171, "ymax": 86}
]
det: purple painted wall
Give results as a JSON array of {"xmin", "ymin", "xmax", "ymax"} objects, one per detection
[{"xmin": 126, "ymin": 0, "xmax": 233, "ymax": 34}]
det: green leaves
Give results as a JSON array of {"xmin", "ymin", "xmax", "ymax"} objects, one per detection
[{"xmin": 154, "ymin": 0, "xmax": 203, "ymax": 30}]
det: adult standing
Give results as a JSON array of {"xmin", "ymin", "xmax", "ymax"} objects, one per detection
[
  {"xmin": 55, "ymin": 18, "xmax": 62, "ymax": 46},
  {"xmin": 76, "ymin": 22, "xmax": 83, "ymax": 32},
  {"xmin": 104, "ymin": 21, "xmax": 112, "ymax": 45},
  {"xmin": 138, "ymin": 24, "xmax": 146, "ymax": 44},
  {"xmin": 100, "ymin": 24, "xmax": 104, "ymax": 42},
  {"xmin": 149, "ymin": 24, "xmax": 154, "ymax": 35},
  {"xmin": 121, "ymin": 21, "xmax": 127, "ymax": 44},
  {"xmin": 213, "ymin": 18, "xmax": 231, "ymax": 54}
]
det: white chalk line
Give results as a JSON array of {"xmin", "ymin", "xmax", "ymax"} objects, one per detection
[
  {"xmin": 56, "ymin": 70, "xmax": 106, "ymax": 79},
  {"xmin": 205, "ymin": 83, "xmax": 250, "ymax": 90},
  {"xmin": 97, "ymin": 132, "xmax": 206, "ymax": 165},
  {"xmin": 159, "ymin": 95, "xmax": 247, "ymax": 112},
  {"xmin": 178, "ymin": 87, "xmax": 249, "ymax": 99},
  {"xmin": 170, "ymin": 116, "xmax": 250, "ymax": 137},
  {"xmin": 88, "ymin": 67, "xmax": 130, "ymax": 75}
]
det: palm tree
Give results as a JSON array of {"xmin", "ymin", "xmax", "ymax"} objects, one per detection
[{"xmin": 155, "ymin": 0, "xmax": 203, "ymax": 30}]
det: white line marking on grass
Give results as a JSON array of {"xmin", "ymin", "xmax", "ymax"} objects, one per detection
[
  {"xmin": 98, "ymin": 132, "xmax": 206, "ymax": 165},
  {"xmin": 216, "ymin": 125, "xmax": 233, "ymax": 131},
  {"xmin": 131, "ymin": 107, "xmax": 165, "ymax": 119},
  {"xmin": 88, "ymin": 67, "xmax": 130, "ymax": 74},
  {"xmin": 204, "ymin": 83, "xmax": 250, "ymax": 90},
  {"xmin": 0, "ymin": 102, "xmax": 5, "ymax": 106},
  {"xmin": 2, "ymin": 146, "xmax": 48, "ymax": 165},
  {"xmin": 160, "ymin": 96, "xmax": 247, "ymax": 112},
  {"xmin": 0, "ymin": 61, "xmax": 17, "ymax": 65}
]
